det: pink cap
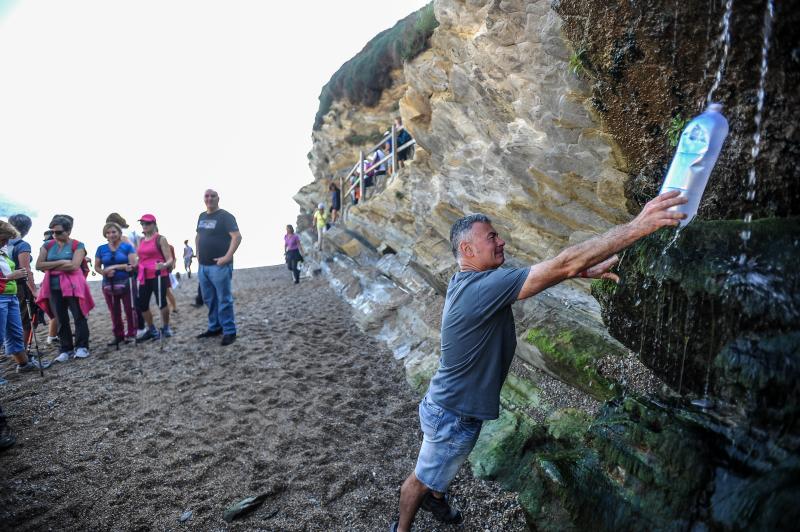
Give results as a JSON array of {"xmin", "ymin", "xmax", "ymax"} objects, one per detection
[{"xmin": 138, "ymin": 213, "xmax": 157, "ymax": 223}]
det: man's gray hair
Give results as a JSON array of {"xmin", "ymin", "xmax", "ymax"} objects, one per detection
[{"xmin": 450, "ymin": 213, "xmax": 491, "ymax": 259}]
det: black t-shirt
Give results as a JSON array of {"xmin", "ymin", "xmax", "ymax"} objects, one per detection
[{"xmin": 196, "ymin": 209, "xmax": 239, "ymax": 266}]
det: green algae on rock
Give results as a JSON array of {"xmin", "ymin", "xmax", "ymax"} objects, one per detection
[{"xmin": 596, "ymin": 217, "xmax": 800, "ymax": 398}]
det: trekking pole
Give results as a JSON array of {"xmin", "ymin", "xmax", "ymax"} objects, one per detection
[
  {"xmin": 25, "ymin": 299, "xmax": 45, "ymax": 377},
  {"xmin": 129, "ymin": 272, "xmax": 138, "ymax": 349},
  {"xmin": 108, "ymin": 276, "xmax": 120, "ymax": 352},
  {"xmin": 157, "ymin": 271, "xmax": 164, "ymax": 352}
]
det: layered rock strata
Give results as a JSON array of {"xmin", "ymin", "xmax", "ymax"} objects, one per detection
[{"xmin": 296, "ymin": 0, "xmax": 799, "ymax": 529}]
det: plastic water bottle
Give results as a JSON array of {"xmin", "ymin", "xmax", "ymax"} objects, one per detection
[{"xmin": 659, "ymin": 103, "xmax": 729, "ymax": 226}]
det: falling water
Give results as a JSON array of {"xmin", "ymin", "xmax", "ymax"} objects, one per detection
[
  {"xmin": 706, "ymin": 0, "xmax": 734, "ymax": 105},
  {"xmin": 739, "ymin": 0, "xmax": 775, "ymax": 264},
  {"xmin": 671, "ymin": 0, "xmax": 680, "ymax": 67}
]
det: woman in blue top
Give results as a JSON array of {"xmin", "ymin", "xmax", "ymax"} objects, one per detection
[{"xmin": 95, "ymin": 222, "xmax": 137, "ymax": 347}]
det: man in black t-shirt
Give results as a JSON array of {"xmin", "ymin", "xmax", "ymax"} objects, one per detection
[{"xmin": 195, "ymin": 189, "xmax": 242, "ymax": 346}]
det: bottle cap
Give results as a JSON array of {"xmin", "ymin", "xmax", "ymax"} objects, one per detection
[{"xmin": 707, "ymin": 102, "xmax": 723, "ymax": 113}]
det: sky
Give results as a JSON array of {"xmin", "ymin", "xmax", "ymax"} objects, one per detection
[{"xmin": 0, "ymin": 0, "xmax": 429, "ymax": 277}]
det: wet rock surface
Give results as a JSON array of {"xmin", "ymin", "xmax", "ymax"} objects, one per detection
[{"xmin": 555, "ymin": 0, "xmax": 800, "ymax": 219}]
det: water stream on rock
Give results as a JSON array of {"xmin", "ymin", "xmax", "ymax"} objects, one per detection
[
  {"xmin": 706, "ymin": 0, "xmax": 734, "ymax": 105},
  {"xmin": 739, "ymin": 0, "xmax": 775, "ymax": 265}
]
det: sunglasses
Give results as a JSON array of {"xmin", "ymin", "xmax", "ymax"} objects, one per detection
[
  {"xmin": 51, "ymin": 230, "xmax": 66, "ymax": 236},
  {"xmin": 204, "ymin": 194, "xmax": 218, "ymax": 198},
  {"xmin": 140, "ymin": 221, "xmax": 154, "ymax": 225}
]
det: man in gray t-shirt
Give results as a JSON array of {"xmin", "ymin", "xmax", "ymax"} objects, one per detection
[
  {"xmin": 391, "ymin": 191, "xmax": 688, "ymax": 532},
  {"xmin": 429, "ymin": 266, "xmax": 530, "ymax": 420}
]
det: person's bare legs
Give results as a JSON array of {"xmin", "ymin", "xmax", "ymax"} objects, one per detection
[
  {"xmin": 398, "ymin": 473, "xmax": 430, "ymax": 532},
  {"xmin": 142, "ymin": 308, "xmax": 154, "ymax": 328},
  {"xmin": 11, "ymin": 351, "xmax": 29, "ymax": 366},
  {"xmin": 166, "ymin": 287, "xmax": 177, "ymax": 313}
]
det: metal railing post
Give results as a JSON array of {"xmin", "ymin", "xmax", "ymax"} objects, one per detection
[
  {"xmin": 359, "ymin": 150, "xmax": 366, "ymax": 204},
  {"xmin": 339, "ymin": 175, "xmax": 344, "ymax": 223},
  {"xmin": 391, "ymin": 124, "xmax": 397, "ymax": 176}
]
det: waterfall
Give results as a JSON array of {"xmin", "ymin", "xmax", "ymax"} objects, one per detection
[{"xmin": 739, "ymin": 0, "xmax": 775, "ymax": 263}]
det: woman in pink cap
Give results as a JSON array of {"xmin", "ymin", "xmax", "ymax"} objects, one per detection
[{"xmin": 135, "ymin": 214, "xmax": 174, "ymax": 342}]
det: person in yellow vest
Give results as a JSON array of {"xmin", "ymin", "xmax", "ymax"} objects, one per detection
[{"xmin": 313, "ymin": 202, "xmax": 328, "ymax": 251}]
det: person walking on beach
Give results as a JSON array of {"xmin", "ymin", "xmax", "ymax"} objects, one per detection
[
  {"xmin": 135, "ymin": 214, "xmax": 174, "ymax": 342},
  {"xmin": 313, "ymin": 203, "xmax": 327, "ymax": 251},
  {"xmin": 183, "ymin": 240, "xmax": 194, "ymax": 278},
  {"xmin": 34, "ymin": 215, "xmax": 94, "ymax": 363},
  {"xmin": 195, "ymin": 189, "xmax": 241, "ymax": 346},
  {"xmin": 94, "ymin": 222, "xmax": 137, "ymax": 347},
  {"xmin": 284, "ymin": 225, "xmax": 304, "ymax": 284},
  {"xmin": 389, "ymin": 191, "xmax": 689, "ymax": 532},
  {"xmin": 1, "ymin": 221, "xmax": 47, "ymax": 374}
]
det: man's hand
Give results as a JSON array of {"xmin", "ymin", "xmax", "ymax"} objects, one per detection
[
  {"xmin": 213, "ymin": 255, "xmax": 232, "ymax": 266},
  {"xmin": 628, "ymin": 190, "xmax": 688, "ymax": 236},
  {"xmin": 577, "ymin": 255, "xmax": 620, "ymax": 283},
  {"xmin": 156, "ymin": 262, "xmax": 165, "ymax": 271}
]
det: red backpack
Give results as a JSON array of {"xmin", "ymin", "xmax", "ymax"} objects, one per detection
[
  {"xmin": 154, "ymin": 235, "xmax": 175, "ymax": 273},
  {"xmin": 45, "ymin": 239, "xmax": 91, "ymax": 278}
]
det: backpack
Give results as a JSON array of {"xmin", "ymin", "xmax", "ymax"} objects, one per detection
[
  {"xmin": 46, "ymin": 239, "xmax": 90, "ymax": 278},
  {"xmin": 155, "ymin": 235, "xmax": 175, "ymax": 273}
]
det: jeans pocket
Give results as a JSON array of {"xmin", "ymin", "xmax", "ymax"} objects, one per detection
[
  {"xmin": 419, "ymin": 397, "xmax": 444, "ymax": 437},
  {"xmin": 453, "ymin": 417, "xmax": 483, "ymax": 450}
]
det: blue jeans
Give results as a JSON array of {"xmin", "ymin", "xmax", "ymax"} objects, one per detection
[
  {"xmin": 0, "ymin": 295, "xmax": 25, "ymax": 355},
  {"xmin": 414, "ymin": 394, "xmax": 483, "ymax": 493},
  {"xmin": 198, "ymin": 264, "xmax": 236, "ymax": 335}
]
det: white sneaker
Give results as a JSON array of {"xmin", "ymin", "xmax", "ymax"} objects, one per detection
[
  {"xmin": 46, "ymin": 336, "xmax": 59, "ymax": 346},
  {"xmin": 135, "ymin": 328, "xmax": 148, "ymax": 340},
  {"xmin": 74, "ymin": 347, "xmax": 90, "ymax": 359},
  {"xmin": 54, "ymin": 352, "xmax": 70, "ymax": 363}
]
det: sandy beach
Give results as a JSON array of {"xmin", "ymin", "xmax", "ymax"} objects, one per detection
[{"xmin": 0, "ymin": 266, "xmax": 525, "ymax": 531}]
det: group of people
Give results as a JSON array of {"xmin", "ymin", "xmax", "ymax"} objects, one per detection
[
  {"xmin": 307, "ymin": 117, "xmax": 414, "ymax": 254},
  {"xmin": 349, "ymin": 116, "xmax": 414, "ymax": 206},
  {"xmin": 1, "ymin": 189, "xmax": 241, "ymax": 450}
]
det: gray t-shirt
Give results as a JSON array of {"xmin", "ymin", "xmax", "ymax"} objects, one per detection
[{"xmin": 427, "ymin": 266, "xmax": 530, "ymax": 420}]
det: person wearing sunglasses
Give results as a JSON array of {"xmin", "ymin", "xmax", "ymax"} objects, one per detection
[
  {"xmin": 135, "ymin": 214, "xmax": 174, "ymax": 342},
  {"xmin": 34, "ymin": 215, "xmax": 94, "ymax": 362}
]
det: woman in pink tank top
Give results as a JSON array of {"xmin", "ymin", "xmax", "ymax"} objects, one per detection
[{"xmin": 135, "ymin": 214, "xmax": 174, "ymax": 342}]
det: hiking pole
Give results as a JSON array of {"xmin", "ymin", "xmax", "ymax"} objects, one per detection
[
  {"xmin": 107, "ymin": 275, "xmax": 120, "ymax": 352},
  {"xmin": 25, "ymin": 299, "xmax": 45, "ymax": 377},
  {"xmin": 157, "ymin": 272, "xmax": 164, "ymax": 352},
  {"xmin": 130, "ymin": 271, "xmax": 139, "ymax": 349}
]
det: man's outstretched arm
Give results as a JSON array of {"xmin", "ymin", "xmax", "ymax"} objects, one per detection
[{"xmin": 517, "ymin": 190, "xmax": 688, "ymax": 300}]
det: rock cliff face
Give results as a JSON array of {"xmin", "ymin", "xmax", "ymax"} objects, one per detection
[{"xmin": 296, "ymin": 0, "xmax": 799, "ymax": 529}]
